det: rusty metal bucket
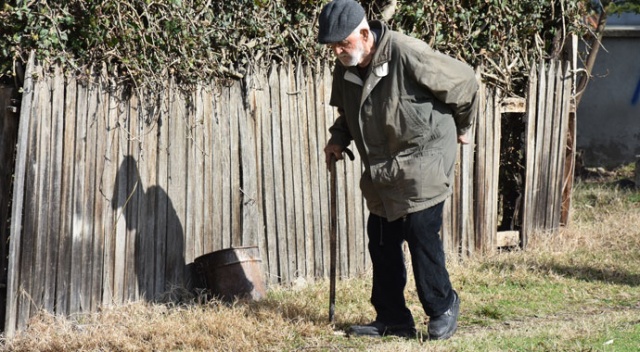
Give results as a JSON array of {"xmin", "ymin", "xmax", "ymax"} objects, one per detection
[{"xmin": 194, "ymin": 246, "xmax": 266, "ymax": 302}]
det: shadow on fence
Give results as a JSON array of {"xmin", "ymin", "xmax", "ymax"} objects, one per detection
[{"xmin": 112, "ymin": 155, "xmax": 187, "ymax": 301}]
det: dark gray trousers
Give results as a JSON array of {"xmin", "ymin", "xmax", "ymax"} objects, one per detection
[{"xmin": 367, "ymin": 201, "xmax": 455, "ymax": 327}]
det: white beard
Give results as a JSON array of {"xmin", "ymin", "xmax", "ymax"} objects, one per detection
[{"xmin": 338, "ymin": 41, "xmax": 365, "ymax": 67}]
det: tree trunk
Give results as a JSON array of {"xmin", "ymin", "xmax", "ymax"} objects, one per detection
[{"xmin": 575, "ymin": 11, "xmax": 608, "ymax": 107}]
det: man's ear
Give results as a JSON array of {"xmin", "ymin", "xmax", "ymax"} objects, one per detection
[{"xmin": 360, "ymin": 28, "xmax": 369, "ymax": 41}]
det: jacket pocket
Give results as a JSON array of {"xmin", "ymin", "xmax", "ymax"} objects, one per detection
[
  {"xmin": 395, "ymin": 149, "xmax": 449, "ymax": 202},
  {"xmin": 397, "ymin": 95, "xmax": 438, "ymax": 142}
]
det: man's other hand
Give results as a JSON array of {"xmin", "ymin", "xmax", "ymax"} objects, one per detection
[{"xmin": 457, "ymin": 132, "xmax": 471, "ymax": 145}]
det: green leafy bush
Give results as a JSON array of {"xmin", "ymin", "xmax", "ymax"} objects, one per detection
[
  {"xmin": 4, "ymin": 0, "xmax": 633, "ymax": 93},
  {"xmin": 0, "ymin": 0, "xmax": 327, "ymax": 88},
  {"xmin": 389, "ymin": 0, "xmax": 589, "ymax": 93}
]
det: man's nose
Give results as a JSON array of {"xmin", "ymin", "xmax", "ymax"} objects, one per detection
[{"xmin": 332, "ymin": 46, "xmax": 342, "ymax": 56}]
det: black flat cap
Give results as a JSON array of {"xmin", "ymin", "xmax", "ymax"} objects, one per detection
[{"xmin": 317, "ymin": 0, "xmax": 366, "ymax": 44}]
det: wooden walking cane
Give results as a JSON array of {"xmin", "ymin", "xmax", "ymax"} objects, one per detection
[
  {"xmin": 329, "ymin": 153, "xmax": 338, "ymax": 323},
  {"xmin": 328, "ymin": 148, "xmax": 354, "ymax": 323}
]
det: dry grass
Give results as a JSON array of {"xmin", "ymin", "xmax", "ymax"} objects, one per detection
[
  {"xmin": 2, "ymin": 179, "xmax": 639, "ymax": 351},
  {"xmin": 1, "ymin": 295, "xmax": 334, "ymax": 352}
]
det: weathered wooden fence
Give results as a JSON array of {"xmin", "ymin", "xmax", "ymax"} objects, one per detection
[
  {"xmin": 523, "ymin": 60, "xmax": 576, "ymax": 244},
  {"xmin": 1, "ymin": 55, "xmax": 574, "ymax": 335}
]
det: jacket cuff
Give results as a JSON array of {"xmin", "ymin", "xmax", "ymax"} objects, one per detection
[
  {"xmin": 328, "ymin": 133, "xmax": 351, "ymax": 149},
  {"xmin": 457, "ymin": 124, "xmax": 472, "ymax": 136}
]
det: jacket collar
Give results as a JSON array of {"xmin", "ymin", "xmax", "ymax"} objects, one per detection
[
  {"xmin": 342, "ymin": 21, "xmax": 391, "ymax": 86},
  {"xmin": 368, "ymin": 21, "xmax": 391, "ymax": 68}
]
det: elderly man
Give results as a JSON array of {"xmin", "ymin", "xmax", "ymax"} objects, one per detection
[{"xmin": 318, "ymin": 0, "xmax": 478, "ymax": 340}]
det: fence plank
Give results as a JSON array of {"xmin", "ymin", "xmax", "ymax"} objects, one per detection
[
  {"xmin": 545, "ymin": 62, "xmax": 560, "ymax": 229},
  {"xmin": 245, "ymin": 69, "xmax": 269, "ymax": 279},
  {"xmin": 210, "ymin": 84, "xmax": 224, "ymax": 251},
  {"xmin": 218, "ymin": 85, "xmax": 232, "ymax": 249},
  {"xmin": 202, "ymin": 84, "xmax": 214, "ymax": 256},
  {"xmin": 532, "ymin": 60, "xmax": 547, "ymax": 229},
  {"xmin": 318, "ymin": 63, "xmax": 331, "ymax": 277},
  {"xmin": 146, "ymin": 115, "xmax": 163, "ymax": 298},
  {"xmin": 5, "ymin": 52, "xmax": 35, "ymax": 335},
  {"xmin": 460, "ymin": 121, "xmax": 476, "ymax": 256},
  {"xmin": 545, "ymin": 61, "xmax": 563, "ymax": 229},
  {"xmin": 343, "ymin": 121, "xmax": 362, "ymax": 274},
  {"xmin": 68, "ymin": 74, "xmax": 89, "ymax": 313},
  {"xmin": 33, "ymin": 64, "xmax": 53, "ymax": 315},
  {"xmin": 322, "ymin": 70, "xmax": 335, "ymax": 273},
  {"xmin": 474, "ymin": 82, "xmax": 488, "ymax": 252},
  {"xmin": 83, "ymin": 72, "xmax": 104, "ymax": 311},
  {"xmin": 256, "ymin": 68, "xmax": 278, "ymax": 282},
  {"xmin": 17, "ymin": 64, "xmax": 46, "ymax": 329},
  {"xmin": 449, "ymin": 151, "xmax": 461, "ymax": 257},
  {"xmin": 345, "ymin": 141, "xmax": 357, "ymax": 277},
  {"xmin": 305, "ymin": 64, "xmax": 323, "ymax": 277},
  {"xmin": 554, "ymin": 62, "xmax": 572, "ymax": 228},
  {"xmin": 239, "ymin": 74, "xmax": 262, "ymax": 249},
  {"xmin": 154, "ymin": 79, "xmax": 170, "ymax": 296},
  {"xmin": 522, "ymin": 63, "xmax": 538, "ymax": 248},
  {"xmin": 279, "ymin": 63, "xmax": 296, "ymax": 282},
  {"xmin": 200, "ymin": 85, "xmax": 213, "ymax": 258},
  {"xmin": 560, "ymin": 67, "xmax": 576, "ymax": 226},
  {"xmin": 229, "ymin": 82, "xmax": 242, "ymax": 247},
  {"xmin": 113, "ymin": 86, "xmax": 129, "ymax": 305},
  {"xmin": 44, "ymin": 67, "xmax": 64, "ymax": 312},
  {"xmin": 483, "ymin": 86, "xmax": 499, "ymax": 252},
  {"xmin": 167, "ymin": 84, "xmax": 187, "ymax": 291},
  {"xmin": 551, "ymin": 61, "xmax": 567, "ymax": 229},
  {"xmin": 56, "ymin": 70, "xmax": 77, "ymax": 314},
  {"xmin": 335, "ymin": 140, "xmax": 348, "ymax": 277},
  {"xmin": 285, "ymin": 61, "xmax": 305, "ymax": 278},
  {"xmin": 195, "ymin": 85, "xmax": 205, "ymax": 259},
  {"xmin": 540, "ymin": 61, "xmax": 556, "ymax": 229},
  {"xmin": 184, "ymin": 87, "xmax": 195, "ymax": 262},
  {"xmin": 442, "ymin": 182, "xmax": 453, "ymax": 255},
  {"xmin": 460, "ymin": 68, "xmax": 480, "ymax": 255},
  {"xmin": 314, "ymin": 63, "xmax": 329, "ymax": 278},
  {"xmin": 140, "ymin": 88, "xmax": 160, "ymax": 299},
  {"xmin": 252, "ymin": 71, "xmax": 267, "ymax": 263},
  {"xmin": 268, "ymin": 65, "xmax": 288, "ymax": 284},
  {"xmin": 100, "ymin": 69, "xmax": 119, "ymax": 306},
  {"xmin": 296, "ymin": 62, "xmax": 314, "ymax": 277},
  {"xmin": 477, "ymin": 86, "xmax": 494, "ymax": 253},
  {"xmin": 352, "ymin": 151, "xmax": 366, "ymax": 273},
  {"xmin": 124, "ymin": 92, "xmax": 140, "ymax": 302},
  {"xmin": 490, "ymin": 88, "xmax": 501, "ymax": 250},
  {"xmin": 89, "ymin": 73, "xmax": 106, "ymax": 310}
]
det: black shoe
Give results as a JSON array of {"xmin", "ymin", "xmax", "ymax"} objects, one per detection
[
  {"xmin": 348, "ymin": 321, "xmax": 416, "ymax": 338},
  {"xmin": 428, "ymin": 291, "xmax": 460, "ymax": 340}
]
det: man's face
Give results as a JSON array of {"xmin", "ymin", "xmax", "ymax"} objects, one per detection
[{"xmin": 328, "ymin": 31, "xmax": 365, "ymax": 67}]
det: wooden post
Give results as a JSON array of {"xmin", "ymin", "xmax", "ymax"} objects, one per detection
[{"xmin": 0, "ymin": 85, "xmax": 19, "ymax": 333}]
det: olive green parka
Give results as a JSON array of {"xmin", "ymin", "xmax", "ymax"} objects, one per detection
[{"xmin": 327, "ymin": 21, "xmax": 478, "ymax": 221}]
